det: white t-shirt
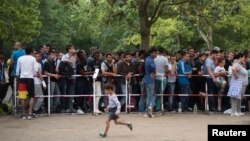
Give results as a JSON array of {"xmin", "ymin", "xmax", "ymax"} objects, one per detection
[
  {"xmin": 16, "ymin": 55, "xmax": 36, "ymax": 78},
  {"xmin": 154, "ymin": 55, "xmax": 168, "ymax": 80},
  {"xmin": 101, "ymin": 61, "xmax": 112, "ymax": 73},
  {"xmin": 34, "ymin": 62, "xmax": 42, "ymax": 84},
  {"xmin": 214, "ymin": 66, "xmax": 226, "ymax": 82},
  {"xmin": 61, "ymin": 53, "xmax": 75, "ymax": 68}
]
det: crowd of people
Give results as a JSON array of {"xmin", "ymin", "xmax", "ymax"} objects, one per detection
[{"xmin": 1, "ymin": 41, "xmax": 250, "ymax": 119}]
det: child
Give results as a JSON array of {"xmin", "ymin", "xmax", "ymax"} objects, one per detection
[
  {"xmin": 99, "ymin": 84, "xmax": 133, "ymax": 137},
  {"xmin": 214, "ymin": 58, "xmax": 227, "ymax": 111}
]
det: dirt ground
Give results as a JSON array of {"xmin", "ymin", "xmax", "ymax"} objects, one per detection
[{"xmin": 0, "ymin": 112, "xmax": 250, "ymax": 141}]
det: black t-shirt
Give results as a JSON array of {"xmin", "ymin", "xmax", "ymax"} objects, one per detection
[
  {"xmin": 192, "ymin": 59, "xmax": 206, "ymax": 92},
  {"xmin": 43, "ymin": 59, "xmax": 57, "ymax": 82},
  {"xmin": 194, "ymin": 59, "xmax": 203, "ymax": 75},
  {"xmin": 224, "ymin": 58, "xmax": 233, "ymax": 71},
  {"xmin": 76, "ymin": 60, "xmax": 87, "ymax": 81},
  {"xmin": 87, "ymin": 59, "xmax": 102, "ymax": 81}
]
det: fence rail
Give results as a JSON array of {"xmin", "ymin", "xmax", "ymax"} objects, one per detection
[{"xmin": 13, "ymin": 74, "xmax": 250, "ymax": 115}]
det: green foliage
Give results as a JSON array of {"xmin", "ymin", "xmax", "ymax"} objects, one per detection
[
  {"xmin": 151, "ymin": 18, "xmax": 194, "ymax": 51},
  {"xmin": 30, "ymin": 0, "xmax": 74, "ymax": 51},
  {"xmin": 71, "ymin": 0, "xmax": 140, "ymax": 52},
  {"xmin": 1, "ymin": 0, "xmax": 250, "ymax": 54},
  {"xmin": 0, "ymin": 0, "xmax": 41, "ymax": 43}
]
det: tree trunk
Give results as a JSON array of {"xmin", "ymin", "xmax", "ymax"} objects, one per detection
[
  {"xmin": 197, "ymin": 26, "xmax": 213, "ymax": 50},
  {"xmin": 140, "ymin": 25, "xmax": 150, "ymax": 51},
  {"xmin": 207, "ymin": 25, "xmax": 213, "ymax": 49},
  {"xmin": 138, "ymin": 0, "xmax": 150, "ymax": 51}
]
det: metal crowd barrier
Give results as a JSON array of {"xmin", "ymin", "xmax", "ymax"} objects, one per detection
[{"xmin": 13, "ymin": 74, "xmax": 250, "ymax": 116}]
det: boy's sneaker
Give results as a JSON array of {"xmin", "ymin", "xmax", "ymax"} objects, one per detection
[
  {"xmin": 99, "ymin": 131, "xmax": 107, "ymax": 138},
  {"xmin": 146, "ymin": 107, "xmax": 153, "ymax": 118},
  {"xmin": 127, "ymin": 122, "xmax": 133, "ymax": 131}
]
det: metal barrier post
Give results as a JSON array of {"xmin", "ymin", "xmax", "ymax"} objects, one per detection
[
  {"xmin": 125, "ymin": 77, "xmax": 128, "ymax": 113},
  {"xmin": 161, "ymin": 75, "xmax": 164, "ymax": 112},
  {"xmin": 14, "ymin": 77, "xmax": 17, "ymax": 117},
  {"xmin": 205, "ymin": 81, "xmax": 209, "ymax": 112},
  {"xmin": 48, "ymin": 76, "xmax": 51, "ymax": 115},
  {"xmin": 93, "ymin": 78, "xmax": 96, "ymax": 114},
  {"xmin": 128, "ymin": 77, "xmax": 132, "ymax": 113}
]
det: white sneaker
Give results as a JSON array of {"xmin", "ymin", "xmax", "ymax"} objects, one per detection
[
  {"xmin": 77, "ymin": 109, "xmax": 84, "ymax": 114},
  {"xmin": 27, "ymin": 114, "xmax": 35, "ymax": 120},
  {"xmin": 231, "ymin": 112, "xmax": 241, "ymax": 117},
  {"xmin": 237, "ymin": 112, "xmax": 244, "ymax": 116},
  {"xmin": 223, "ymin": 108, "xmax": 232, "ymax": 115},
  {"xmin": 65, "ymin": 109, "xmax": 71, "ymax": 113},
  {"xmin": 94, "ymin": 110, "xmax": 102, "ymax": 114},
  {"xmin": 21, "ymin": 115, "xmax": 26, "ymax": 120}
]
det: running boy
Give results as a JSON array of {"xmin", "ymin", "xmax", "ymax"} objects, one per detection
[{"xmin": 99, "ymin": 84, "xmax": 133, "ymax": 137}]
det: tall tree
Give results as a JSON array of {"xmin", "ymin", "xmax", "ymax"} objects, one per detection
[
  {"xmin": 134, "ymin": 0, "xmax": 191, "ymax": 50},
  {"xmin": 78, "ymin": 0, "xmax": 191, "ymax": 50}
]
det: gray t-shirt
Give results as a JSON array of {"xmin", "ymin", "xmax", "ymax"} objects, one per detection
[
  {"xmin": 167, "ymin": 62, "xmax": 177, "ymax": 82},
  {"xmin": 108, "ymin": 94, "xmax": 121, "ymax": 113},
  {"xmin": 154, "ymin": 55, "xmax": 168, "ymax": 80},
  {"xmin": 232, "ymin": 60, "xmax": 248, "ymax": 85}
]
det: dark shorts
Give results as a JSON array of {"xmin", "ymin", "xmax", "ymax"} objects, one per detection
[
  {"xmin": 108, "ymin": 107, "xmax": 119, "ymax": 120},
  {"xmin": 19, "ymin": 78, "xmax": 35, "ymax": 98}
]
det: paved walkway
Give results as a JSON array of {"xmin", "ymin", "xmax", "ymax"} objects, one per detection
[{"xmin": 0, "ymin": 113, "xmax": 250, "ymax": 141}]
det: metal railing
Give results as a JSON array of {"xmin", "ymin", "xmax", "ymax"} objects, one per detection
[{"xmin": 13, "ymin": 74, "xmax": 250, "ymax": 116}]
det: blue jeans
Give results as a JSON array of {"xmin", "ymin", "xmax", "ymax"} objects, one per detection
[
  {"xmin": 178, "ymin": 83, "xmax": 190, "ymax": 111},
  {"xmin": 167, "ymin": 82, "xmax": 175, "ymax": 111},
  {"xmin": 60, "ymin": 77, "xmax": 74, "ymax": 110},
  {"xmin": 138, "ymin": 83, "xmax": 146, "ymax": 112},
  {"xmin": 154, "ymin": 79, "xmax": 167, "ymax": 111},
  {"xmin": 49, "ymin": 81, "xmax": 61, "ymax": 112},
  {"xmin": 145, "ymin": 82, "xmax": 155, "ymax": 108},
  {"xmin": 207, "ymin": 78, "xmax": 216, "ymax": 110}
]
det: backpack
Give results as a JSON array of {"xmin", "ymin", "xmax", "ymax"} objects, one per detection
[
  {"xmin": 58, "ymin": 61, "xmax": 74, "ymax": 77},
  {"xmin": 102, "ymin": 62, "xmax": 114, "ymax": 84}
]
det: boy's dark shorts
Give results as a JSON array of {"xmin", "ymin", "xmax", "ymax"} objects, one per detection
[{"xmin": 108, "ymin": 107, "xmax": 119, "ymax": 120}]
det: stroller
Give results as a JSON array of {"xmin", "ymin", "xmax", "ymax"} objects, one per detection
[{"xmin": 0, "ymin": 83, "xmax": 12, "ymax": 115}]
